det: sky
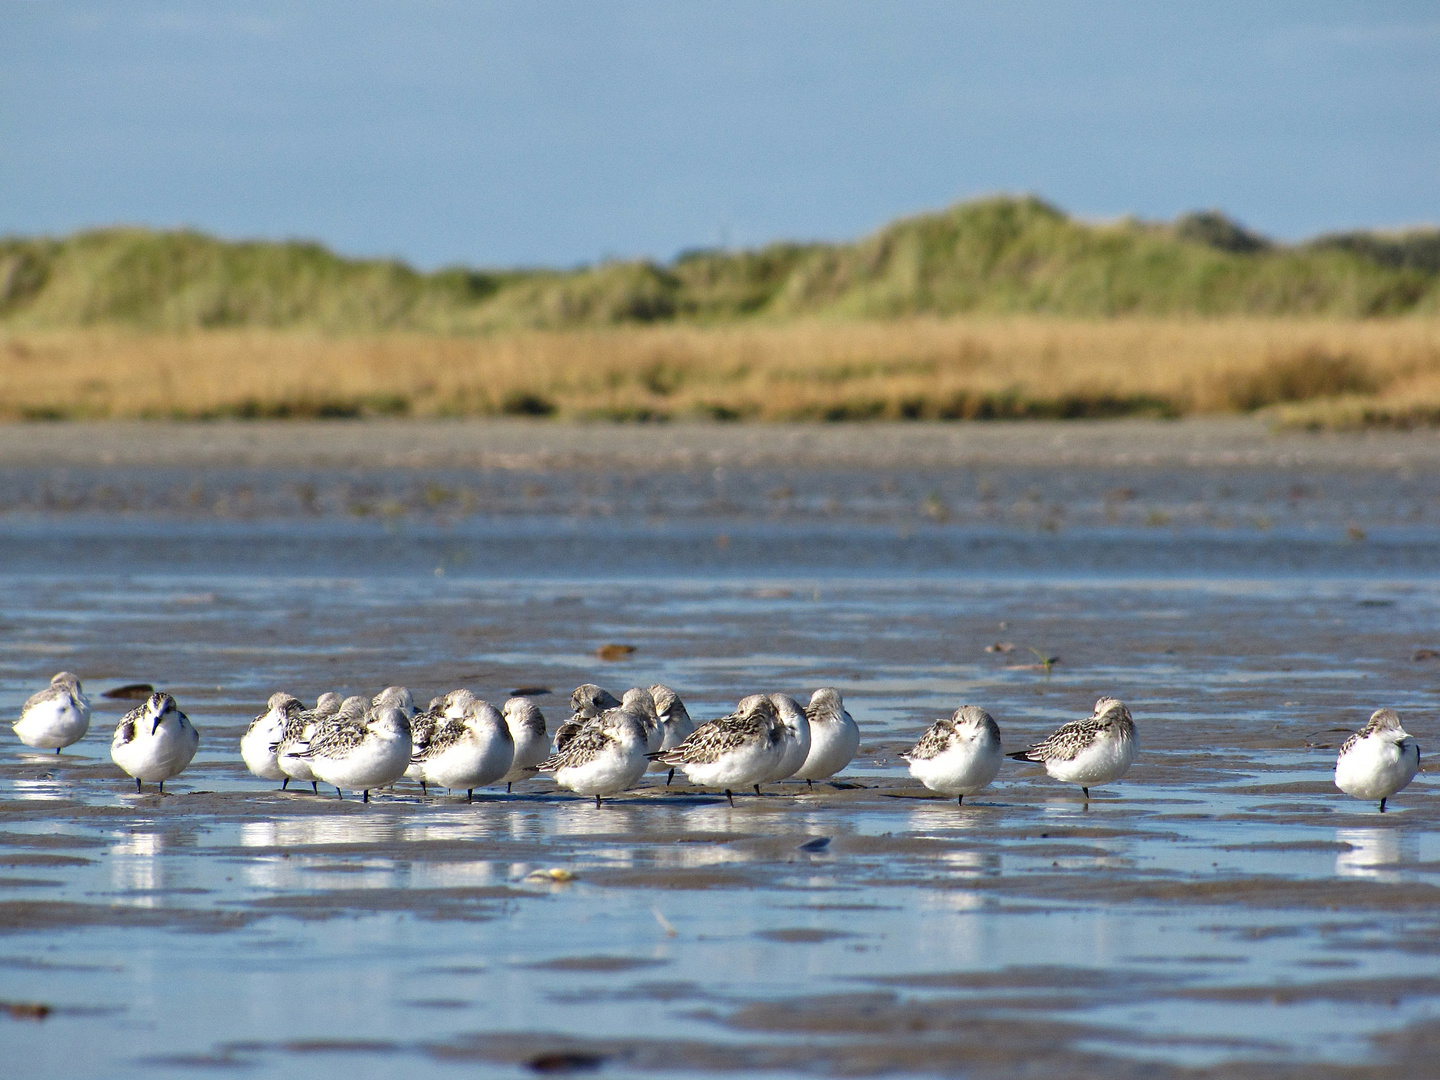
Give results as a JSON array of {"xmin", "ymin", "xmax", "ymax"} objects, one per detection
[{"xmin": 2, "ymin": 1, "xmax": 1438, "ymax": 268}]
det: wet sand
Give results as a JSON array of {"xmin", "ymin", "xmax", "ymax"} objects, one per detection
[
  {"xmin": 2, "ymin": 420, "xmax": 1440, "ymax": 1078},
  {"xmin": 1, "ymin": 416, "xmax": 1439, "ymax": 470}
]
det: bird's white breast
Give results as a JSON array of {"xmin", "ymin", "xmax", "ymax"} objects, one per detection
[
  {"xmin": 1044, "ymin": 730, "xmax": 1134, "ymax": 786},
  {"xmin": 1336, "ymin": 735, "xmax": 1419, "ymax": 801}
]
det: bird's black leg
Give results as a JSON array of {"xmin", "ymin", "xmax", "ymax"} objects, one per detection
[
  {"xmin": 136, "ymin": 777, "xmax": 143, "ymax": 793},
  {"xmin": 958, "ymin": 794, "xmax": 964, "ymax": 805},
  {"xmin": 1380, "ymin": 798, "xmax": 1388, "ymax": 813},
  {"xmin": 1082, "ymin": 786, "xmax": 1090, "ymax": 800},
  {"xmin": 311, "ymin": 781, "xmax": 318, "ymax": 795},
  {"xmin": 467, "ymin": 789, "xmax": 474, "ymax": 803},
  {"xmin": 725, "ymin": 789, "xmax": 734, "ymax": 807},
  {"xmin": 281, "ymin": 777, "xmax": 290, "ymax": 791},
  {"xmin": 363, "ymin": 789, "xmax": 369, "ymax": 804},
  {"xmin": 56, "ymin": 747, "xmax": 61, "ymax": 755},
  {"xmin": 595, "ymin": 794, "xmax": 602, "ymax": 808},
  {"xmin": 336, "ymin": 787, "xmax": 343, "ymax": 799},
  {"xmin": 159, "ymin": 781, "xmax": 165, "ymax": 795},
  {"xmin": 754, "ymin": 784, "xmax": 762, "ymax": 796},
  {"xmin": 507, "ymin": 782, "xmax": 512, "ymax": 793},
  {"xmin": 667, "ymin": 768, "xmax": 675, "ymax": 786},
  {"xmin": 806, "ymin": 778, "xmax": 813, "ymax": 788}
]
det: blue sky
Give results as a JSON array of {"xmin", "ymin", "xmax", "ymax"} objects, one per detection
[{"xmin": 3, "ymin": 1, "xmax": 1437, "ymax": 268}]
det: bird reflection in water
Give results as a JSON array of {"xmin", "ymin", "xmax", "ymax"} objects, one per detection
[{"xmin": 1335, "ymin": 827, "xmax": 1408, "ymax": 882}]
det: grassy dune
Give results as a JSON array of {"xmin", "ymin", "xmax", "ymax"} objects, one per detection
[
  {"xmin": 5, "ymin": 318, "xmax": 1439, "ymax": 426},
  {"xmin": 3, "ymin": 198, "xmax": 1439, "ymax": 334},
  {"xmin": 5, "ymin": 196, "xmax": 1440, "ymax": 426}
]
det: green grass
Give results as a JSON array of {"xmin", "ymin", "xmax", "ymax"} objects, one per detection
[{"xmin": 2, "ymin": 196, "xmax": 1438, "ymax": 333}]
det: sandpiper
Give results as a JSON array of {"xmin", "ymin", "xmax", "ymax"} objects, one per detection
[
  {"xmin": 111, "ymin": 692, "xmax": 200, "ymax": 793},
  {"xmin": 241, "ymin": 692, "xmax": 303, "ymax": 785},
  {"xmin": 408, "ymin": 690, "xmax": 474, "ymax": 793},
  {"xmin": 902, "ymin": 705, "xmax": 1003, "ymax": 804},
  {"xmin": 535, "ymin": 690, "xmax": 650, "ymax": 806},
  {"xmin": 14, "ymin": 672, "xmax": 91, "ymax": 753},
  {"xmin": 1008, "ymin": 697, "xmax": 1136, "ymax": 799},
  {"xmin": 761, "ymin": 693, "xmax": 812, "ymax": 788},
  {"xmin": 300, "ymin": 688, "xmax": 413, "ymax": 801},
  {"xmin": 794, "ymin": 687, "xmax": 860, "ymax": 786},
  {"xmin": 413, "ymin": 697, "xmax": 514, "ymax": 800},
  {"xmin": 647, "ymin": 684, "xmax": 696, "ymax": 784},
  {"xmin": 500, "ymin": 696, "xmax": 550, "ymax": 792},
  {"xmin": 276, "ymin": 692, "xmax": 347, "ymax": 793},
  {"xmin": 653, "ymin": 694, "xmax": 787, "ymax": 805},
  {"xmin": 405, "ymin": 695, "xmax": 447, "ymax": 792},
  {"xmin": 1335, "ymin": 708, "xmax": 1420, "ymax": 813},
  {"xmin": 625, "ymin": 686, "xmax": 664, "ymax": 756}
]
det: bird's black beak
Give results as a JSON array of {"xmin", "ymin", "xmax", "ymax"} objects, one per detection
[{"xmin": 151, "ymin": 716, "xmax": 163, "ymax": 735}]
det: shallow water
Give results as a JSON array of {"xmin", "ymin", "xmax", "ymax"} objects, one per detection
[{"xmin": 3, "ymin": 434, "xmax": 1440, "ymax": 1078}]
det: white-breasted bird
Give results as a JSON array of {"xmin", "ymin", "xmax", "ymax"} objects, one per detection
[
  {"xmin": 412, "ymin": 697, "xmax": 514, "ymax": 800},
  {"xmin": 647, "ymin": 684, "xmax": 696, "ymax": 784},
  {"xmin": 794, "ymin": 687, "xmax": 860, "ymax": 787},
  {"xmin": 111, "ymin": 692, "xmax": 200, "ymax": 794},
  {"xmin": 408, "ymin": 689, "xmax": 476, "ymax": 793},
  {"xmin": 1335, "ymin": 708, "xmax": 1420, "ymax": 813},
  {"xmin": 241, "ymin": 692, "xmax": 302, "ymax": 785},
  {"xmin": 535, "ymin": 690, "xmax": 650, "ymax": 806},
  {"xmin": 653, "ymin": 694, "xmax": 787, "ymax": 805},
  {"xmin": 625, "ymin": 686, "xmax": 664, "ymax": 756},
  {"xmin": 1008, "ymin": 697, "xmax": 1136, "ymax": 799},
  {"xmin": 500, "ymin": 696, "xmax": 550, "ymax": 792},
  {"xmin": 14, "ymin": 672, "xmax": 91, "ymax": 753},
  {"xmin": 405, "ymin": 695, "xmax": 447, "ymax": 792},
  {"xmin": 761, "ymin": 693, "xmax": 812, "ymax": 788},
  {"xmin": 276, "ymin": 692, "xmax": 347, "ymax": 793},
  {"xmin": 902, "ymin": 705, "xmax": 1003, "ymax": 804},
  {"xmin": 299, "ymin": 687, "xmax": 413, "ymax": 802}
]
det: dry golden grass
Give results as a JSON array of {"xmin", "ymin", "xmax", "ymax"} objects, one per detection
[{"xmin": 4, "ymin": 317, "xmax": 1440, "ymax": 424}]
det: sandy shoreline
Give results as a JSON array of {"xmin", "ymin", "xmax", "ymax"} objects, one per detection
[{"xmin": 1, "ymin": 417, "xmax": 1439, "ymax": 470}]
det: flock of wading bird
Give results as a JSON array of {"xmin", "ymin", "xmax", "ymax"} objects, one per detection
[{"xmin": 9, "ymin": 672, "xmax": 1424, "ymax": 813}]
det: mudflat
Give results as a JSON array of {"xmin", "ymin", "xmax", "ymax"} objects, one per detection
[
  {"xmin": 1, "ymin": 416, "xmax": 1439, "ymax": 468},
  {"xmin": 2, "ymin": 418, "xmax": 1439, "ymax": 1079}
]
